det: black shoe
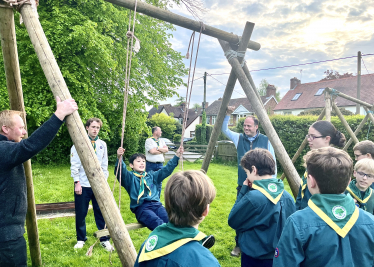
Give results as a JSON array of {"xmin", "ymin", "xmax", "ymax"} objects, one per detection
[{"xmin": 201, "ymin": 235, "xmax": 215, "ymax": 249}]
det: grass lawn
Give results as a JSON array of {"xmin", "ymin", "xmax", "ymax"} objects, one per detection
[{"xmin": 27, "ymin": 161, "xmax": 293, "ymax": 267}]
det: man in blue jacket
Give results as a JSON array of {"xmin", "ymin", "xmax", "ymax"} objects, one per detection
[{"xmin": 0, "ymin": 97, "xmax": 78, "ymax": 267}]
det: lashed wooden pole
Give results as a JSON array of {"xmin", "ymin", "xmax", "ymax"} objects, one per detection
[
  {"xmin": 201, "ymin": 22, "xmax": 255, "ymax": 172},
  {"xmin": 332, "ymin": 102, "xmax": 359, "ymax": 144},
  {"xmin": 219, "ymin": 39, "xmax": 300, "ymax": 197},
  {"xmin": 343, "ymin": 114, "xmax": 368, "ymax": 151},
  {"xmin": 0, "ymin": 6, "xmax": 42, "ymax": 266},
  {"xmin": 19, "ymin": 4, "xmax": 137, "ymax": 266},
  {"xmin": 325, "ymin": 87, "xmax": 373, "ymax": 109}
]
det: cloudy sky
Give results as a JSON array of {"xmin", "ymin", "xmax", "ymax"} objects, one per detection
[{"xmin": 157, "ymin": 0, "xmax": 374, "ymax": 109}]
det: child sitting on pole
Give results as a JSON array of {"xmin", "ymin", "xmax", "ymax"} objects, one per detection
[
  {"xmin": 228, "ymin": 148, "xmax": 295, "ymax": 267},
  {"xmin": 116, "ymin": 146, "xmax": 183, "ymax": 230},
  {"xmin": 346, "ymin": 158, "xmax": 374, "ymax": 214},
  {"xmin": 134, "ymin": 170, "xmax": 220, "ymax": 267},
  {"xmin": 273, "ymin": 147, "xmax": 374, "ymax": 267}
]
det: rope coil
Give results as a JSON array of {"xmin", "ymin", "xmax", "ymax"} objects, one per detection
[{"xmin": 2, "ymin": 0, "xmax": 37, "ymax": 12}]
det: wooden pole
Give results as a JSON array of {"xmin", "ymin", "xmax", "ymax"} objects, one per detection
[
  {"xmin": 364, "ymin": 107, "xmax": 374, "ymax": 128},
  {"xmin": 0, "ymin": 7, "xmax": 42, "ymax": 266},
  {"xmin": 104, "ymin": 0, "xmax": 261, "ymax": 51},
  {"xmin": 343, "ymin": 114, "xmax": 368, "ymax": 151},
  {"xmin": 356, "ymin": 51, "xmax": 361, "ymax": 115},
  {"xmin": 242, "ymin": 65, "xmax": 265, "ymax": 109},
  {"xmin": 325, "ymin": 87, "xmax": 373, "ymax": 109},
  {"xmin": 19, "ymin": 5, "xmax": 137, "ymax": 266},
  {"xmin": 219, "ymin": 39, "xmax": 300, "ymax": 197},
  {"xmin": 280, "ymin": 108, "xmax": 326, "ymax": 180},
  {"xmin": 201, "ymin": 22, "xmax": 255, "ymax": 173},
  {"xmin": 332, "ymin": 102, "xmax": 359, "ymax": 144},
  {"xmin": 324, "ymin": 90, "xmax": 331, "ymax": 122}
]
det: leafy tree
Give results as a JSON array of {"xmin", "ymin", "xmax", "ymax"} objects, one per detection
[
  {"xmin": 148, "ymin": 113, "xmax": 177, "ymax": 140},
  {"xmin": 319, "ymin": 70, "xmax": 354, "ymax": 81},
  {"xmin": 258, "ymin": 79, "xmax": 281, "ymax": 102},
  {"xmin": 175, "ymin": 96, "xmax": 186, "ymax": 106},
  {"xmin": 193, "ymin": 103, "xmax": 202, "ymax": 109},
  {"xmin": 0, "ymin": 0, "xmax": 187, "ymax": 163}
]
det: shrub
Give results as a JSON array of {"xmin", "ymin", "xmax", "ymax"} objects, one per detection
[
  {"xmin": 195, "ymin": 124, "xmax": 214, "ymax": 144},
  {"xmin": 173, "ymin": 134, "xmax": 182, "ymax": 143}
]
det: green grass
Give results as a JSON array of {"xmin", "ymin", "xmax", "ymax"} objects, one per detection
[{"xmin": 27, "ymin": 162, "xmax": 293, "ymax": 266}]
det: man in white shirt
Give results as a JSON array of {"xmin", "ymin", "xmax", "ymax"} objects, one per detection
[
  {"xmin": 145, "ymin": 126, "xmax": 169, "ymax": 197},
  {"xmin": 71, "ymin": 118, "xmax": 113, "ymax": 252}
]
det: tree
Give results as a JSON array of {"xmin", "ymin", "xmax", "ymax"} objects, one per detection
[
  {"xmin": 319, "ymin": 70, "xmax": 354, "ymax": 81},
  {"xmin": 148, "ymin": 113, "xmax": 177, "ymax": 140},
  {"xmin": 193, "ymin": 103, "xmax": 202, "ymax": 109},
  {"xmin": 258, "ymin": 79, "xmax": 281, "ymax": 102},
  {"xmin": 175, "ymin": 96, "xmax": 186, "ymax": 106},
  {"xmin": 0, "ymin": 0, "xmax": 187, "ymax": 163}
]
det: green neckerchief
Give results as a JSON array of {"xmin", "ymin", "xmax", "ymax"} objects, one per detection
[
  {"xmin": 88, "ymin": 135, "xmax": 99, "ymax": 154},
  {"xmin": 138, "ymin": 222, "xmax": 206, "ymax": 263},
  {"xmin": 152, "ymin": 137, "xmax": 160, "ymax": 148},
  {"xmin": 346, "ymin": 180, "xmax": 372, "ymax": 211},
  {"xmin": 251, "ymin": 178, "xmax": 284, "ymax": 204},
  {"xmin": 308, "ymin": 194, "xmax": 359, "ymax": 238},
  {"xmin": 133, "ymin": 171, "xmax": 150, "ymax": 203},
  {"xmin": 300, "ymin": 170, "xmax": 308, "ymax": 198}
]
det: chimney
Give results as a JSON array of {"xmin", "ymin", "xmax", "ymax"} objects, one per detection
[
  {"xmin": 202, "ymin": 102, "xmax": 209, "ymax": 108},
  {"xmin": 266, "ymin": 84, "xmax": 276, "ymax": 97},
  {"xmin": 290, "ymin": 77, "xmax": 301, "ymax": 90},
  {"xmin": 180, "ymin": 102, "xmax": 186, "ymax": 111}
]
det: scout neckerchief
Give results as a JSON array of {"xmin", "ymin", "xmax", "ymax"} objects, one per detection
[
  {"xmin": 88, "ymin": 135, "xmax": 99, "ymax": 154},
  {"xmin": 308, "ymin": 194, "xmax": 359, "ymax": 238},
  {"xmin": 133, "ymin": 171, "xmax": 151, "ymax": 203},
  {"xmin": 251, "ymin": 178, "xmax": 284, "ymax": 204},
  {"xmin": 300, "ymin": 170, "xmax": 308, "ymax": 198},
  {"xmin": 152, "ymin": 137, "xmax": 160, "ymax": 148},
  {"xmin": 346, "ymin": 179, "xmax": 372, "ymax": 211},
  {"xmin": 138, "ymin": 222, "xmax": 206, "ymax": 262}
]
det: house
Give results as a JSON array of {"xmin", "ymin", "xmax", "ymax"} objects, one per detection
[
  {"xmin": 202, "ymin": 85, "xmax": 278, "ymax": 127},
  {"xmin": 148, "ymin": 102, "xmax": 202, "ymax": 138},
  {"xmin": 274, "ymin": 74, "xmax": 374, "ymax": 115}
]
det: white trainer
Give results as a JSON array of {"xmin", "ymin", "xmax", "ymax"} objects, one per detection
[
  {"xmin": 74, "ymin": 241, "xmax": 85, "ymax": 249},
  {"xmin": 100, "ymin": 241, "xmax": 115, "ymax": 252}
]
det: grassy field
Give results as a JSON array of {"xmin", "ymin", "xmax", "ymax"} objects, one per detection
[{"xmin": 27, "ymin": 161, "xmax": 293, "ymax": 267}]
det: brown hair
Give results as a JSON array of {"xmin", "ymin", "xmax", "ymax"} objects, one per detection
[
  {"xmin": 311, "ymin": 121, "xmax": 346, "ymax": 148},
  {"xmin": 0, "ymin": 110, "xmax": 25, "ymax": 134},
  {"xmin": 164, "ymin": 170, "xmax": 216, "ymax": 227},
  {"xmin": 304, "ymin": 147, "xmax": 353, "ymax": 194},
  {"xmin": 353, "ymin": 140, "xmax": 374, "ymax": 158},
  {"xmin": 244, "ymin": 116, "xmax": 259, "ymax": 126},
  {"xmin": 85, "ymin": 118, "xmax": 102, "ymax": 128},
  {"xmin": 240, "ymin": 148, "xmax": 275, "ymax": 176}
]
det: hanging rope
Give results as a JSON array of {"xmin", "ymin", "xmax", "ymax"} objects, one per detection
[{"xmin": 180, "ymin": 22, "xmax": 205, "ymax": 170}]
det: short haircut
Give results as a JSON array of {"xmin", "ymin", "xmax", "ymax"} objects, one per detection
[
  {"xmin": 85, "ymin": 118, "xmax": 102, "ymax": 128},
  {"xmin": 354, "ymin": 158, "xmax": 374, "ymax": 175},
  {"xmin": 244, "ymin": 116, "xmax": 259, "ymax": 126},
  {"xmin": 129, "ymin": 153, "xmax": 146, "ymax": 165},
  {"xmin": 311, "ymin": 121, "xmax": 346, "ymax": 148},
  {"xmin": 353, "ymin": 140, "xmax": 374, "ymax": 158},
  {"xmin": 152, "ymin": 126, "xmax": 159, "ymax": 134},
  {"xmin": 240, "ymin": 148, "xmax": 275, "ymax": 176},
  {"xmin": 0, "ymin": 110, "xmax": 25, "ymax": 134},
  {"xmin": 165, "ymin": 170, "xmax": 216, "ymax": 227},
  {"xmin": 304, "ymin": 147, "xmax": 353, "ymax": 194}
]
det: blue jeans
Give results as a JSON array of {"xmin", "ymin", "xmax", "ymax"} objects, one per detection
[
  {"xmin": 146, "ymin": 161, "xmax": 164, "ymax": 198},
  {"xmin": 134, "ymin": 201, "xmax": 168, "ymax": 230},
  {"xmin": 0, "ymin": 236, "xmax": 27, "ymax": 267},
  {"xmin": 74, "ymin": 187, "xmax": 109, "ymax": 242},
  {"xmin": 241, "ymin": 252, "xmax": 273, "ymax": 267}
]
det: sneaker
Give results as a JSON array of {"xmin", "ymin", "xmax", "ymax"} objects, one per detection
[
  {"xmin": 201, "ymin": 235, "xmax": 215, "ymax": 249},
  {"xmin": 74, "ymin": 241, "xmax": 85, "ymax": 249},
  {"xmin": 230, "ymin": 246, "xmax": 241, "ymax": 257},
  {"xmin": 100, "ymin": 241, "xmax": 115, "ymax": 252}
]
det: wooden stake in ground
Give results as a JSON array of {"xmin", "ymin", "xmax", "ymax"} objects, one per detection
[
  {"xmin": 0, "ymin": 6, "xmax": 42, "ymax": 266},
  {"xmin": 219, "ymin": 39, "xmax": 300, "ymax": 197},
  {"xmin": 201, "ymin": 22, "xmax": 255, "ymax": 173},
  {"xmin": 19, "ymin": 4, "xmax": 137, "ymax": 266}
]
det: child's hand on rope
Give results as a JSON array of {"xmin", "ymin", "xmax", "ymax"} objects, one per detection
[
  {"xmin": 117, "ymin": 147, "xmax": 125, "ymax": 159},
  {"xmin": 176, "ymin": 146, "xmax": 184, "ymax": 158}
]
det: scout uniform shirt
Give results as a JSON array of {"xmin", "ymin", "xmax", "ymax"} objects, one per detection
[
  {"xmin": 228, "ymin": 178, "xmax": 296, "ymax": 260},
  {"xmin": 273, "ymin": 194, "xmax": 374, "ymax": 267},
  {"xmin": 134, "ymin": 223, "xmax": 221, "ymax": 267},
  {"xmin": 295, "ymin": 170, "xmax": 311, "ymax": 210},
  {"xmin": 346, "ymin": 179, "xmax": 374, "ymax": 214}
]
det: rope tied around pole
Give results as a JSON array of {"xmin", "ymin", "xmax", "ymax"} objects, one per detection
[
  {"xmin": 224, "ymin": 50, "xmax": 246, "ymax": 67},
  {"xmin": 2, "ymin": 0, "xmax": 38, "ymax": 16}
]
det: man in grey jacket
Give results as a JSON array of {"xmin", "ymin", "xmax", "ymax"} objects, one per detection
[{"xmin": 71, "ymin": 118, "xmax": 113, "ymax": 252}]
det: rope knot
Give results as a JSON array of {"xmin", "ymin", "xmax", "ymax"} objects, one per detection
[{"xmin": 224, "ymin": 50, "xmax": 246, "ymax": 67}]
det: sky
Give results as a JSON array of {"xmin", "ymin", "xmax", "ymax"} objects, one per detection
[{"xmin": 155, "ymin": 0, "xmax": 374, "ymax": 110}]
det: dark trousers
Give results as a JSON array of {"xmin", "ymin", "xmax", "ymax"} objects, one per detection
[
  {"xmin": 241, "ymin": 252, "xmax": 273, "ymax": 267},
  {"xmin": 146, "ymin": 161, "xmax": 164, "ymax": 197},
  {"xmin": 74, "ymin": 187, "xmax": 109, "ymax": 242},
  {"xmin": 0, "ymin": 236, "xmax": 27, "ymax": 267},
  {"xmin": 235, "ymin": 185, "xmax": 242, "ymax": 247},
  {"xmin": 134, "ymin": 201, "xmax": 168, "ymax": 230}
]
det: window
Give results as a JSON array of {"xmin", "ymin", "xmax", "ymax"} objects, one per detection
[
  {"xmin": 179, "ymin": 118, "xmax": 183, "ymax": 124},
  {"xmin": 292, "ymin": 93, "xmax": 302, "ymax": 101},
  {"xmin": 315, "ymin": 88, "xmax": 324, "ymax": 96},
  {"xmin": 229, "ymin": 115, "xmax": 234, "ymax": 125},
  {"xmin": 206, "ymin": 116, "xmax": 210, "ymax": 124},
  {"xmin": 284, "ymin": 111, "xmax": 292, "ymax": 115},
  {"xmin": 190, "ymin": 131, "xmax": 195, "ymax": 137},
  {"xmin": 212, "ymin": 116, "xmax": 216, "ymax": 125}
]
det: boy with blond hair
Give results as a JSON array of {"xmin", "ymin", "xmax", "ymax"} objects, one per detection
[
  {"xmin": 273, "ymin": 147, "xmax": 374, "ymax": 267},
  {"xmin": 134, "ymin": 170, "xmax": 220, "ymax": 267},
  {"xmin": 228, "ymin": 148, "xmax": 295, "ymax": 267},
  {"xmin": 346, "ymin": 158, "xmax": 374, "ymax": 214}
]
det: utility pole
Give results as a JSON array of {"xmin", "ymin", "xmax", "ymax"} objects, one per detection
[
  {"xmin": 203, "ymin": 72, "xmax": 207, "ymax": 111},
  {"xmin": 356, "ymin": 51, "xmax": 361, "ymax": 115}
]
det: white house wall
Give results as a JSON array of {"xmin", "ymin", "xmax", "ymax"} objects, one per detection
[
  {"xmin": 274, "ymin": 106, "xmax": 366, "ymax": 115},
  {"xmin": 184, "ymin": 118, "xmax": 200, "ymax": 138}
]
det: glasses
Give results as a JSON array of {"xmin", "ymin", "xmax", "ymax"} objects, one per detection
[
  {"xmin": 356, "ymin": 171, "xmax": 374, "ymax": 179},
  {"xmin": 306, "ymin": 134, "xmax": 326, "ymax": 140}
]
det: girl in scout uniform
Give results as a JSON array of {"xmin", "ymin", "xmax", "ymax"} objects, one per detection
[
  {"xmin": 228, "ymin": 148, "xmax": 295, "ymax": 267},
  {"xmin": 296, "ymin": 120, "xmax": 346, "ymax": 210}
]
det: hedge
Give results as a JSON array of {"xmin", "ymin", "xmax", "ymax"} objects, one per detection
[{"xmin": 195, "ymin": 124, "xmax": 213, "ymax": 144}]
